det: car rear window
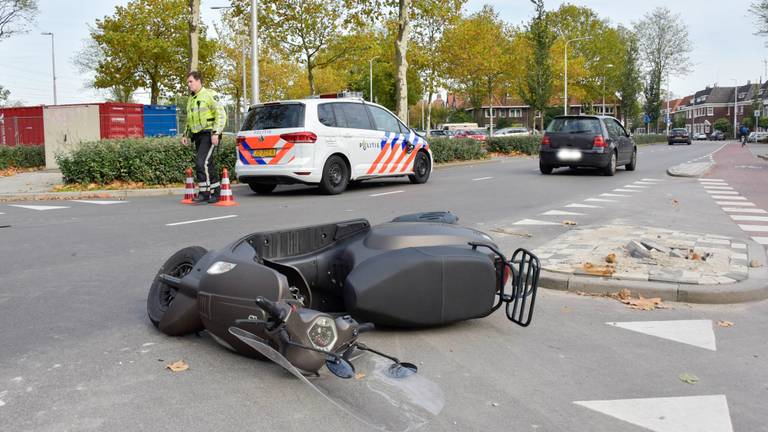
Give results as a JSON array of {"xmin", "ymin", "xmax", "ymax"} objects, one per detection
[
  {"xmin": 242, "ymin": 103, "xmax": 305, "ymax": 130},
  {"xmin": 546, "ymin": 118, "xmax": 602, "ymax": 134}
]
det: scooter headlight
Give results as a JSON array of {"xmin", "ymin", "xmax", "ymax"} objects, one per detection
[{"xmin": 207, "ymin": 261, "xmax": 237, "ymax": 275}]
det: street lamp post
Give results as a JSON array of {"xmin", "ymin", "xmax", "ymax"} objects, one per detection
[
  {"xmin": 369, "ymin": 57, "xmax": 379, "ymax": 103},
  {"xmin": 564, "ymin": 36, "xmax": 591, "ymax": 115},
  {"xmin": 731, "ymin": 79, "xmax": 738, "ymax": 140},
  {"xmin": 602, "ymin": 64, "xmax": 613, "ymax": 115},
  {"xmin": 40, "ymin": 32, "xmax": 57, "ymax": 105},
  {"xmin": 250, "ymin": 0, "xmax": 259, "ymax": 105}
]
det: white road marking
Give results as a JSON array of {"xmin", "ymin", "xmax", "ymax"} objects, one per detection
[
  {"xmin": 641, "ymin": 178, "xmax": 664, "ymax": 182},
  {"xmin": 512, "ymin": 219, "xmax": 560, "ymax": 226},
  {"xmin": 600, "ymin": 193, "xmax": 629, "ymax": 197},
  {"xmin": 166, "ymin": 215, "xmax": 238, "ymax": 226},
  {"xmin": 541, "ymin": 210, "xmax": 586, "ymax": 216},
  {"xmin": 702, "ymin": 186, "xmax": 734, "ymax": 190},
  {"xmin": 9, "ymin": 205, "xmax": 69, "ymax": 211},
  {"xmin": 585, "ymin": 198, "xmax": 616, "ymax": 203},
  {"xmin": 472, "ymin": 176, "xmax": 493, "ymax": 181},
  {"xmin": 716, "ymin": 201, "xmax": 755, "ymax": 206},
  {"xmin": 606, "ymin": 320, "xmax": 717, "ymax": 351},
  {"xmin": 623, "ymin": 185, "xmax": 648, "ymax": 189},
  {"xmin": 699, "ymin": 178, "xmax": 725, "ymax": 182},
  {"xmin": 633, "ymin": 182, "xmax": 656, "ymax": 185},
  {"xmin": 712, "ymin": 195, "xmax": 747, "ymax": 200},
  {"xmin": 722, "ymin": 208, "xmax": 768, "ymax": 213},
  {"xmin": 731, "ymin": 215, "xmax": 768, "ymax": 222},
  {"xmin": 738, "ymin": 225, "xmax": 768, "ymax": 232},
  {"xmin": 752, "ymin": 236, "xmax": 768, "ymax": 245},
  {"xmin": 369, "ymin": 190, "xmax": 404, "ymax": 197},
  {"xmin": 566, "ymin": 203, "xmax": 601, "ymax": 208},
  {"xmin": 574, "ymin": 395, "xmax": 733, "ymax": 432},
  {"xmin": 70, "ymin": 200, "xmax": 128, "ymax": 205},
  {"xmin": 706, "ymin": 190, "xmax": 738, "ymax": 195},
  {"xmin": 613, "ymin": 189, "xmax": 640, "ymax": 193}
]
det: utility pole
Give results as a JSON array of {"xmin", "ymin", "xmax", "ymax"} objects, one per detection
[
  {"xmin": 369, "ymin": 57, "xmax": 378, "ymax": 102},
  {"xmin": 564, "ymin": 36, "xmax": 591, "ymax": 115},
  {"xmin": 732, "ymin": 78, "xmax": 738, "ymax": 140},
  {"xmin": 41, "ymin": 32, "xmax": 57, "ymax": 105},
  {"xmin": 250, "ymin": 0, "xmax": 259, "ymax": 105},
  {"xmin": 602, "ymin": 64, "xmax": 614, "ymax": 115}
]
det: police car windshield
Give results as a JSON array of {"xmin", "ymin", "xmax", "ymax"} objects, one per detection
[{"xmin": 242, "ymin": 103, "xmax": 305, "ymax": 131}]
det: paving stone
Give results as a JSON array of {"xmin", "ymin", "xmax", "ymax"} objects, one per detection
[
  {"xmin": 732, "ymin": 243, "xmax": 747, "ymax": 250},
  {"xmin": 640, "ymin": 239, "xmax": 671, "ymax": 254},
  {"xmin": 715, "ymin": 276, "xmax": 737, "ymax": 284},
  {"xmin": 649, "ymin": 268, "xmax": 684, "ymax": 283},
  {"xmin": 679, "ymin": 271, "xmax": 700, "ymax": 284},
  {"xmin": 698, "ymin": 276, "xmax": 720, "ymax": 285},
  {"xmin": 612, "ymin": 272, "xmax": 649, "ymax": 281},
  {"xmin": 700, "ymin": 238, "xmax": 731, "ymax": 245},
  {"xmin": 627, "ymin": 240, "xmax": 652, "ymax": 258},
  {"xmin": 725, "ymin": 272, "xmax": 748, "ymax": 282},
  {"xmin": 731, "ymin": 253, "xmax": 748, "ymax": 261}
]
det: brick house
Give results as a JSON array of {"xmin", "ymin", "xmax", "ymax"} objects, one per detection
[{"xmin": 667, "ymin": 82, "xmax": 763, "ymax": 136}]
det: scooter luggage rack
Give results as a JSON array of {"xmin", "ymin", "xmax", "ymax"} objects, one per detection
[{"xmin": 469, "ymin": 242, "xmax": 540, "ymax": 327}]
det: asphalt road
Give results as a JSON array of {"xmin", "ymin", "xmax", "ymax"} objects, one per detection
[{"xmin": 1, "ymin": 141, "xmax": 766, "ymax": 432}]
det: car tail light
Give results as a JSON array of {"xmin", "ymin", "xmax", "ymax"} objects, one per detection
[
  {"xmin": 280, "ymin": 132, "xmax": 317, "ymax": 143},
  {"xmin": 541, "ymin": 134, "xmax": 550, "ymax": 148},
  {"xmin": 593, "ymin": 135, "xmax": 606, "ymax": 147}
]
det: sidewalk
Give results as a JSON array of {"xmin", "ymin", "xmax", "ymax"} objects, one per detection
[{"xmin": 0, "ymin": 170, "xmax": 63, "ymax": 194}]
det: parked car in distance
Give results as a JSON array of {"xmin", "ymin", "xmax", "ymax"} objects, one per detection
[
  {"xmin": 539, "ymin": 115, "xmax": 637, "ymax": 176},
  {"xmin": 709, "ymin": 130, "xmax": 726, "ymax": 141},
  {"xmin": 667, "ymin": 128, "xmax": 691, "ymax": 145},
  {"xmin": 693, "ymin": 132, "xmax": 707, "ymax": 140},
  {"xmin": 454, "ymin": 129, "xmax": 488, "ymax": 142},
  {"xmin": 748, "ymin": 131, "xmax": 768, "ymax": 143},
  {"xmin": 493, "ymin": 127, "xmax": 530, "ymax": 137}
]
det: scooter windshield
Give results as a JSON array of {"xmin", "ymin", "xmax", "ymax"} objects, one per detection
[{"xmin": 229, "ymin": 327, "xmax": 444, "ymax": 432}]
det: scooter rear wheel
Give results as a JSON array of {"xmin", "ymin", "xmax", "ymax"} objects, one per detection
[{"xmin": 147, "ymin": 246, "xmax": 207, "ymax": 328}]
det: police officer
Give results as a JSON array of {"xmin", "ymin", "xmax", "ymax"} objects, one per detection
[{"xmin": 182, "ymin": 71, "xmax": 227, "ymax": 204}]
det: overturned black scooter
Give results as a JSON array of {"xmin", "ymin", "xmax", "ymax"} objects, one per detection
[{"xmin": 147, "ymin": 211, "xmax": 540, "ymax": 380}]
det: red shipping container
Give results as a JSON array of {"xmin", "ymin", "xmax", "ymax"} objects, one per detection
[
  {"xmin": 99, "ymin": 102, "xmax": 144, "ymax": 139},
  {"xmin": 0, "ymin": 106, "xmax": 45, "ymax": 146}
]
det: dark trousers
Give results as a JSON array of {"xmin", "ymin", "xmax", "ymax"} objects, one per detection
[{"xmin": 192, "ymin": 131, "xmax": 220, "ymax": 195}]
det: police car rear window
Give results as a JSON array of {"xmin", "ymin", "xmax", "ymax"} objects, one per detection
[{"xmin": 242, "ymin": 104, "xmax": 305, "ymax": 130}]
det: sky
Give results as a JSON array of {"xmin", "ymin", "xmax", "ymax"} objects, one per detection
[{"xmin": 0, "ymin": 0, "xmax": 763, "ymax": 106}]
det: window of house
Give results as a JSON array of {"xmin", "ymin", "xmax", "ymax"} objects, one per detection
[
  {"xmin": 484, "ymin": 109, "xmax": 490, "ymax": 118},
  {"xmin": 739, "ymin": 106, "xmax": 744, "ymax": 114},
  {"xmin": 499, "ymin": 110, "xmax": 506, "ymax": 118},
  {"xmin": 707, "ymin": 107, "xmax": 713, "ymax": 116},
  {"xmin": 511, "ymin": 109, "xmax": 522, "ymax": 117}
]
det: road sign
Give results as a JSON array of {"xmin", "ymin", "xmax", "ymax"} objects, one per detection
[
  {"xmin": 755, "ymin": 110, "xmax": 761, "ymax": 118},
  {"xmin": 643, "ymin": 114, "xmax": 651, "ymax": 124}
]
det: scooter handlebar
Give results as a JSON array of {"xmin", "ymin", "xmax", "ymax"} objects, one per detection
[
  {"xmin": 357, "ymin": 322, "xmax": 375, "ymax": 333},
  {"xmin": 254, "ymin": 296, "xmax": 284, "ymax": 321}
]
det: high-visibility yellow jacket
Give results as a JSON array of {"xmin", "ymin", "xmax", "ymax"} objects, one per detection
[{"xmin": 184, "ymin": 87, "xmax": 227, "ymax": 137}]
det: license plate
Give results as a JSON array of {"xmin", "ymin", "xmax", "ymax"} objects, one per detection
[
  {"xmin": 252, "ymin": 149, "xmax": 277, "ymax": 157},
  {"xmin": 557, "ymin": 149, "xmax": 582, "ymax": 161}
]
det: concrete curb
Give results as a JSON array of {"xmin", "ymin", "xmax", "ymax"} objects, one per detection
[
  {"xmin": 666, "ymin": 161, "xmax": 714, "ymax": 178},
  {"xmin": 538, "ymin": 239, "xmax": 768, "ymax": 304}
]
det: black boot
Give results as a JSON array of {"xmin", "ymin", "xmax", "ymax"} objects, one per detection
[
  {"xmin": 207, "ymin": 188, "xmax": 220, "ymax": 204},
  {"xmin": 193, "ymin": 192, "xmax": 210, "ymax": 204}
]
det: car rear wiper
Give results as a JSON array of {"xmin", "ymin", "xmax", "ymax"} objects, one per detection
[{"xmin": 567, "ymin": 130, "xmax": 591, "ymax": 134}]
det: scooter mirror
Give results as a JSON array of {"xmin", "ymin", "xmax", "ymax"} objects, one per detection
[
  {"xmin": 387, "ymin": 362, "xmax": 418, "ymax": 379},
  {"xmin": 326, "ymin": 356, "xmax": 355, "ymax": 379}
]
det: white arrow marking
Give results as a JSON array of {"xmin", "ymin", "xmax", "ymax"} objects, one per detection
[
  {"xmin": 166, "ymin": 215, "xmax": 238, "ymax": 226},
  {"xmin": 541, "ymin": 210, "xmax": 586, "ymax": 216},
  {"xmin": 566, "ymin": 203, "xmax": 601, "ymax": 208},
  {"xmin": 369, "ymin": 190, "xmax": 404, "ymax": 197},
  {"xmin": 512, "ymin": 219, "xmax": 560, "ymax": 226},
  {"xmin": 606, "ymin": 320, "xmax": 716, "ymax": 351},
  {"xmin": 9, "ymin": 205, "xmax": 69, "ymax": 211},
  {"xmin": 574, "ymin": 395, "xmax": 733, "ymax": 432},
  {"xmin": 472, "ymin": 177, "xmax": 493, "ymax": 181}
]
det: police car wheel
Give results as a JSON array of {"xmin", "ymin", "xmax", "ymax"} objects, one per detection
[
  {"xmin": 248, "ymin": 183, "xmax": 277, "ymax": 194},
  {"xmin": 408, "ymin": 151, "xmax": 431, "ymax": 184},
  {"xmin": 147, "ymin": 246, "xmax": 207, "ymax": 329},
  {"xmin": 319, "ymin": 155, "xmax": 349, "ymax": 195}
]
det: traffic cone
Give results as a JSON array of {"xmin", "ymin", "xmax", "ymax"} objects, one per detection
[
  {"xmin": 214, "ymin": 168, "xmax": 239, "ymax": 207},
  {"xmin": 181, "ymin": 168, "xmax": 196, "ymax": 204}
]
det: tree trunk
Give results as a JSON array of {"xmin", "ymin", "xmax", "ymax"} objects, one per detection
[
  {"xmin": 307, "ymin": 60, "xmax": 316, "ymax": 96},
  {"xmin": 394, "ymin": 0, "xmax": 411, "ymax": 123},
  {"xmin": 150, "ymin": 79, "xmax": 159, "ymax": 105},
  {"xmin": 188, "ymin": 0, "xmax": 200, "ymax": 72}
]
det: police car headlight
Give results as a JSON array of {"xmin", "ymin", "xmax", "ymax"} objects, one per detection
[{"xmin": 207, "ymin": 261, "xmax": 237, "ymax": 275}]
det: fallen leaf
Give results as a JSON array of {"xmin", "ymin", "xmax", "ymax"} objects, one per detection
[
  {"xmin": 605, "ymin": 253, "xmax": 617, "ymax": 264},
  {"xmin": 617, "ymin": 289, "xmax": 632, "ymax": 300},
  {"xmin": 166, "ymin": 360, "xmax": 189, "ymax": 372},
  {"xmin": 678, "ymin": 373, "xmax": 699, "ymax": 385},
  {"xmin": 672, "ymin": 199, "xmax": 679, "ymax": 205},
  {"xmin": 717, "ymin": 320, "xmax": 734, "ymax": 328},
  {"xmin": 582, "ymin": 262, "xmax": 615, "ymax": 276},
  {"xmin": 749, "ymin": 259, "xmax": 762, "ymax": 268},
  {"xmin": 621, "ymin": 295, "xmax": 667, "ymax": 311},
  {"xmin": 563, "ymin": 220, "xmax": 578, "ymax": 226},
  {"xmin": 355, "ymin": 372, "xmax": 366, "ymax": 380}
]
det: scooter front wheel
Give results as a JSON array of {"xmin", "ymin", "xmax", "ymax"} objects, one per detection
[{"xmin": 147, "ymin": 246, "xmax": 207, "ymax": 328}]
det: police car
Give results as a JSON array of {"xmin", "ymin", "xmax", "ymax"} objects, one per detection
[{"xmin": 235, "ymin": 93, "xmax": 433, "ymax": 195}]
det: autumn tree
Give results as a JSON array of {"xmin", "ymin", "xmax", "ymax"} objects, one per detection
[
  {"xmin": 519, "ymin": 0, "xmax": 554, "ymax": 132},
  {"xmin": 440, "ymin": 6, "xmax": 514, "ymax": 132},
  {"xmin": 616, "ymin": 26, "xmax": 642, "ymax": 127},
  {"xmin": 0, "ymin": 0, "xmax": 38, "ymax": 40},
  {"xmin": 411, "ymin": 0, "xmax": 465, "ymax": 132},
  {"xmin": 634, "ymin": 7, "xmax": 692, "ymax": 131},
  {"xmin": 77, "ymin": 0, "xmax": 217, "ymax": 105}
]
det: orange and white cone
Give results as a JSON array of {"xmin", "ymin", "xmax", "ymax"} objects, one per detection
[
  {"xmin": 214, "ymin": 168, "xmax": 239, "ymax": 207},
  {"xmin": 181, "ymin": 167, "xmax": 196, "ymax": 204}
]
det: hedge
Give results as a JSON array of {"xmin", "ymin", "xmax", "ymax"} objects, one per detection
[
  {"xmin": 485, "ymin": 135, "xmax": 541, "ymax": 155},
  {"xmin": 633, "ymin": 134, "xmax": 668, "ymax": 145},
  {"xmin": 0, "ymin": 145, "xmax": 45, "ymax": 170},
  {"xmin": 57, "ymin": 137, "xmax": 237, "ymax": 185},
  {"xmin": 427, "ymin": 138, "xmax": 487, "ymax": 163}
]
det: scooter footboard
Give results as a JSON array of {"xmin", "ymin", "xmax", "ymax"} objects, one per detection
[{"xmin": 506, "ymin": 248, "xmax": 540, "ymax": 327}]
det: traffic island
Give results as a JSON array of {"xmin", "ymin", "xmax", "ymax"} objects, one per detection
[
  {"xmin": 535, "ymin": 224, "xmax": 768, "ymax": 304},
  {"xmin": 667, "ymin": 161, "xmax": 714, "ymax": 177}
]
